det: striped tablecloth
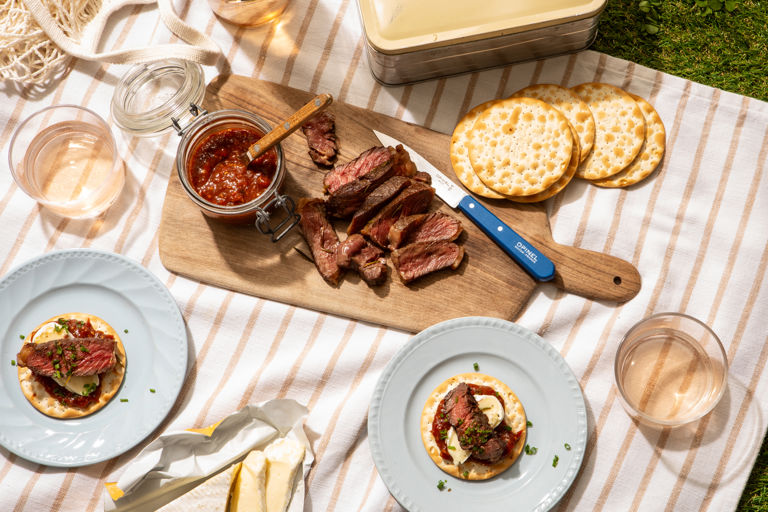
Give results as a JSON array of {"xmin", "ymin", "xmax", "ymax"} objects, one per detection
[{"xmin": 1, "ymin": 0, "xmax": 768, "ymax": 510}]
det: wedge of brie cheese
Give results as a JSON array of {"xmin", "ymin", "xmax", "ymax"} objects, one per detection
[
  {"xmin": 445, "ymin": 427, "xmax": 470, "ymax": 465},
  {"xmin": 474, "ymin": 394, "xmax": 505, "ymax": 429},
  {"xmin": 157, "ymin": 462, "xmax": 241, "ymax": 511},
  {"xmin": 32, "ymin": 322, "xmax": 99, "ymax": 396},
  {"xmin": 231, "ymin": 450, "xmax": 267, "ymax": 512},
  {"xmin": 264, "ymin": 437, "xmax": 305, "ymax": 512}
]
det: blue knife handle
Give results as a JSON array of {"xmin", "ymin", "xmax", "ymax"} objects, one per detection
[{"xmin": 458, "ymin": 196, "xmax": 555, "ymax": 282}]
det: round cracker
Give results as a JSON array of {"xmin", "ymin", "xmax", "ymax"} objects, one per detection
[
  {"xmin": 468, "ymin": 97, "xmax": 573, "ymax": 197},
  {"xmin": 450, "ymin": 100, "xmax": 507, "ymax": 200},
  {"xmin": 510, "ymin": 83, "xmax": 595, "ymax": 163},
  {"xmin": 509, "ymin": 120, "xmax": 580, "ymax": 203},
  {"xmin": 591, "ymin": 93, "xmax": 666, "ymax": 188},
  {"xmin": 18, "ymin": 312, "xmax": 126, "ymax": 419},
  {"xmin": 420, "ymin": 372, "xmax": 526, "ymax": 480},
  {"xmin": 571, "ymin": 83, "xmax": 646, "ymax": 180}
]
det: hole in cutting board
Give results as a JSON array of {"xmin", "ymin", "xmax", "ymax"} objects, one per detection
[{"xmin": 614, "ymin": 276, "xmax": 622, "ymax": 285}]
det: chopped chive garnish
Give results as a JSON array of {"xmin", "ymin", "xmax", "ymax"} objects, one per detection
[
  {"xmin": 120, "ymin": 398, "xmax": 128, "ymax": 402},
  {"xmin": 473, "ymin": 362, "xmax": 479, "ymax": 371},
  {"xmin": 525, "ymin": 444, "xmax": 537, "ymax": 455},
  {"xmin": 123, "ymin": 329, "xmax": 129, "ymax": 333},
  {"xmin": 564, "ymin": 443, "xmax": 571, "ymax": 450},
  {"xmin": 553, "ymin": 455, "xmax": 559, "ymax": 467},
  {"xmin": 11, "ymin": 360, "xmax": 16, "ymax": 366},
  {"xmin": 19, "ymin": 334, "xmax": 25, "ymax": 340},
  {"xmin": 149, "ymin": 388, "xmax": 156, "ymax": 393},
  {"xmin": 437, "ymin": 480, "xmax": 446, "ymax": 490},
  {"xmin": 447, "ymin": 445, "xmax": 456, "ymax": 450},
  {"xmin": 462, "ymin": 470, "xmax": 469, "ymax": 478},
  {"xmin": 526, "ymin": 420, "xmax": 533, "ymax": 427}
]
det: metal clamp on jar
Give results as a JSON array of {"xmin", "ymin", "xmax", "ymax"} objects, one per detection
[{"xmin": 111, "ymin": 60, "xmax": 300, "ymax": 242}]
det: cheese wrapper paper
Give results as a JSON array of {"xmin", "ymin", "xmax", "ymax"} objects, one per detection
[{"xmin": 104, "ymin": 399, "xmax": 312, "ymax": 512}]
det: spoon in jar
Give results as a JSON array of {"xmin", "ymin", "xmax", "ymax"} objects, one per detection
[{"xmin": 245, "ymin": 93, "xmax": 333, "ymax": 163}]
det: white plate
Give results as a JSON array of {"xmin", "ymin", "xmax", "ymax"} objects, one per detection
[
  {"xmin": 0, "ymin": 249, "xmax": 187, "ymax": 467},
  {"xmin": 368, "ymin": 316, "xmax": 587, "ymax": 512}
]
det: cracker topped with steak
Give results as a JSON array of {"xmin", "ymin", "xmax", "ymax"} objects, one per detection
[
  {"xmin": 16, "ymin": 313, "xmax": 127, "ymax": 419},
  {"xmin": 420, "ymin": 373, "xmax": 526, "ymax": 480}
]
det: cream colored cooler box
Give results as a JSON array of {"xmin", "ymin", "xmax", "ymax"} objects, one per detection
[{"xmin": 356, "ymin": 0, "xmax": 607, "ymax": 85}]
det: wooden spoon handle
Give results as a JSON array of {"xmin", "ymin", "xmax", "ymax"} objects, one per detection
[{"xmin": 246, "ymin": 93, "xmax": 333, "ymax": 161}]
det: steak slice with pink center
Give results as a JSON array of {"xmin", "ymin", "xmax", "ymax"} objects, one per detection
[
  {"xmin": 297, "ymin": 198, "xmax": 344, "ymax": 286},
  {"xmin": 390, "ymin": 241, "xmax": 464, "ymax": 283},
  {"xmin": 388, "ymin": 211, "xmax": 463, "ymax": 249},
  {"xmin": 17, "ymin": 337, "xmax": 117, "ymax": 377},
  {"xmin": 301, "ymin": 111, "xmax": 338, "ymax": 167},
  {"xmin": 336, "ymin": 234, "xmax": 388, "ymax": 286},
  {"xmin": 323, "ymin": 146, "xmax": 392, "ymax": 194},
  {"xmin": 360, "ymin": 181, "xmax": 435, "ymax": 247}
]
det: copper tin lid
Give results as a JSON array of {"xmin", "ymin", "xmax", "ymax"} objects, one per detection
[{"xmin": 358, "ymin": 0, "xmax": 606, "ymax": 54}]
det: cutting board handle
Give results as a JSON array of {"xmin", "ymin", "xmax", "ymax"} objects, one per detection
[{"xmin": 547, "ymin": 244, "xmax": 641, "ymax": 303}]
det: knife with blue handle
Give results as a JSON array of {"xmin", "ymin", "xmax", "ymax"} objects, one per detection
[{"xmin": 373, "ymin": 130, "xmax": 555, "ymax": 282}]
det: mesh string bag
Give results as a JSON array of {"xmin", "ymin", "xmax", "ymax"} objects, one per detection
[{"xmin": 0, "ymin": 0, "xmax": 222, "ymax": 85}]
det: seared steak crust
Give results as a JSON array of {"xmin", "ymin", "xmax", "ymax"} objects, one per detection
[
  {"xmin": 391, "ymin": 144, "xmax": 417, "ymax": 177},
  {"xmin": 326, "ymin": 158, "xmax": 396, "ymax": 219},
  {"xmin": 336, "ymin": 234, "xmax": 388, "ymax": 286},
  {"xmin": 17, "ymin": 337, "xmax": 116, "ymax": 377},
  {"xmin": 390, "ymin": 241, "xmax": 464, "ymax": 283},
  {"xmin": 388, "ymin": 212, "xmax": 463, "ymax": 249},
  {"xmin": 301, "ymin": 111, "xmax": 338, "ymax": 167},
  {"xmin": 347, "ymin": 176, "xmax": 411, "ymax": 234},
  {"xmin": 360, "ymin": 182, "xmax": 435, "ymax": 247},
  {"xmin": 298, "ymin": 198, "xmax": 343, "ymax": 286}
]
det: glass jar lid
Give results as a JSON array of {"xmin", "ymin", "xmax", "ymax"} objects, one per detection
[{"xmin": 111, "ymin": 59, "xmax": 205, "ymax": 137}]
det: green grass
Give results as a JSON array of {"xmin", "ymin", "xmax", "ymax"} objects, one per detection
[
  {"xmin": 593, "ymin": 0, "xmax": 768, "ymax": 102},
  {"xmin": 592, "ymin": 1, "xmax": 768, "ymax": 509}
]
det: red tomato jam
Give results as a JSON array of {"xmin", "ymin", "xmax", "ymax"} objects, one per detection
[
  {"xmin": 187, "ymin": 126, "xmax": 277, "ymax": 206},
  {"xmin": 29, "ymin": 318, "xmax": 113, "ymax": 409},
  {"xmin": 35, "ymin": 374, "xmax": 103, "ymax": 409},
  {"xmin": 430, "ymin": 383, "xmax": 521, "ymax": 464}
]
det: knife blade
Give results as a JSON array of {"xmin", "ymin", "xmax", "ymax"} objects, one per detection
[{"xmin": 373, "ymin": 130, "xmax": 555, "ymax": 282}]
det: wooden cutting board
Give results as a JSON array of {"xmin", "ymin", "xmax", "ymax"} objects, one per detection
[{"xmin": 158, "ymin": 75, "xmax": 640, "ymax": 333}]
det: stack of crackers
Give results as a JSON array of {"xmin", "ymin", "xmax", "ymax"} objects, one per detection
[{"xmin": 450, "ymin": 83, "xmax": 666, "ymax": 202}]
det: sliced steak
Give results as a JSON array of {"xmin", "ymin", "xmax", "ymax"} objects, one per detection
[
  {"xmin": 297, "ymin": 198, "xmax": 343, "ymax": 286},
  {"xmin": 391, "ymin": 144, "xmax": 417, "ymax": 177},
  {"xmin": 17, "ymin": 337, "xmax": 116, "ymax": 377},
  {"xmin": 443, "ymin": 383, "xmax": 506, "ymax": 463},
  {"xmin": 390, "ymin": 241, "xmax": 464, "ymax": 283},
  {"xmin": 301, "ymin": 111, "xmax": 337, "ymax": 167},
  {"xmin": 411, "ymin": 171, "xmax": 432, "ymax": 185},
  {"xmin": 336, "ymin": 234, "xmax": 388, "ymax": 286},
  {"xmin": 388, "ymin": 212, "xmax": 463, "ymax": 249},
  {"xmin": 346, "ymin": 176, "xmax": 411, "ymax": 234},
  {"xmin": 360, "ymin": 181, "xmax": 435, "ymax": 247},
  {"xmin": 326, "ymin": 158, "xmax": 396, "ymax": 218},
  {"xmin": 323, "ymin": 146, "xmax": 392, "ymax": 194}
]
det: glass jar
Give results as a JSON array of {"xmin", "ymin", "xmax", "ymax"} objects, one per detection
[
  {"xmin": 112, "ymin": 61, "xmax": 299, "ymax": 241},
  {"xmin": 207, "ymin": 0, "xmax": 288, "ymax": 27},
  {"xmin": 175, "ymin": 108, "xmax": 299, "ymax": 240},
  {"xmin": 111, "ymin": 59, "xmax": 205, "ymax": 137}
]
